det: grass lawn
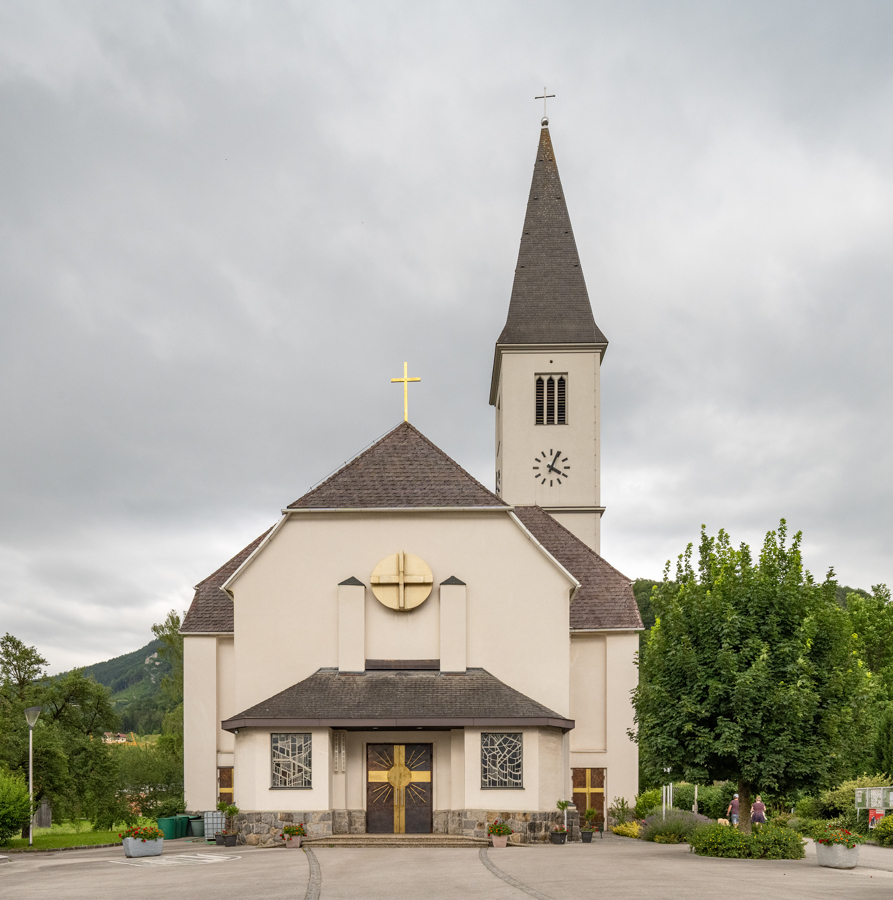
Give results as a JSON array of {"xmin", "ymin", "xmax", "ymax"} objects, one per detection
[{"xmin": 1, "ymin": 820, "xmax": 150, "ymax": 851}]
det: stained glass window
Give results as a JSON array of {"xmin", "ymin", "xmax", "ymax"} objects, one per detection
[
  {"xmin": 481, "ymin": 732, "xmax": 523, "ymax": 788},
  {"xmin": 271, "ymin": 733, "xmax": 312, "ymax": 788}
]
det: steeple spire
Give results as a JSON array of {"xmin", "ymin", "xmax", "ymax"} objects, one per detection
[{"xmin": 496, "ymin": 124, "xmax": 606, "ymax": 346}]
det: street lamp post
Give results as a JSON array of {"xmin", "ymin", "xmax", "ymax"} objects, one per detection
[{"xmin": 24, "ymin": 707, "xmax": 41, "ymax": 847}]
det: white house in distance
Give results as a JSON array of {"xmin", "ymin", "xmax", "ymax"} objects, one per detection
[{"xmin": 181, "ymin": 119, "xmax": 642, "ymax": 844}]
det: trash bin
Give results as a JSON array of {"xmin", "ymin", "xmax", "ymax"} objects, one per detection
[
  {"xmin": 176, "ymin": 815, "xmax": 190, "ymax": 838},
  {"xmin": 156, "ymin": 817, "xmax": 177, "ymax": 840},
  {"xmin": 188, "ymin": 816, "xmax": 204, "ymax": 838}
]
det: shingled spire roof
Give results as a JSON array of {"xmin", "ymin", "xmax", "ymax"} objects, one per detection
[
  {"xmin": 497, "ymin": 125, "xmax": 606, "ymax": 346},
  {"xmin": 287, "ymin": 421, "xmax": 507, "ymax": 509}
]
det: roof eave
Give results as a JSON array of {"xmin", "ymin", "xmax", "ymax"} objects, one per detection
[
  {"xmin": 283, "ymin": 505, "xmax": 511, "ymax": 514},
  {"xmin": 222, "ymin": 715, "xmax": 575, "ymax": 733}
]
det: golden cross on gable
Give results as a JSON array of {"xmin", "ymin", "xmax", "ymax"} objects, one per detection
[{"xmin": 391, "ymin": 361, "xmax": 421, "ymax": 422}]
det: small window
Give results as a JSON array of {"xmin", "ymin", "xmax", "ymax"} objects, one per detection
[
  {"xmin": 271, "ymin": 733, "xmax": 312, "ymax": 788},
  {"xmin": 481, "ymin": 732, "xmax": 523, "ymax": 788},
  {"xmin": 535, "ymin": 374, "xmax": 567, "ymax": 426}
]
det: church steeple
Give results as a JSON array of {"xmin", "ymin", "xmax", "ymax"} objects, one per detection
[
  {"xmin": 490, "ymin": 122, "xmax": 607, "ymax": 554},
  {"xmin": 496, "ymin": 124, "xmax": 607, "ymax": 346}
]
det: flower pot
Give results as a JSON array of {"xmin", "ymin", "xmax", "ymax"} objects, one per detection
[
  {"xmin": 284, "ymin": 836, "xmax": 303, "ymax": 848},
  {"xmin": 816, "ymin": 842, "xmax": 860, "ymax": 869},
  {"xmin": 490, "ymin": 835, "xmax": 508, "ymax": 849},
  {"xmin": 224, "ymin": 833, "xmax": 238, "ymax": 847},
  {"xmin": 550, "ymin": 832, "xmax": 567, "ymax": 845},
  {"xmin": 581, "ymin": 831, "xmax": 593, "ymax": 843},
  {"xmin": 123, "ymin": 838, "xmax": 163, "ymax": 858},
  {"xmin": 215, "ymin": 833, "xmax": 225, "ymax": 846}
]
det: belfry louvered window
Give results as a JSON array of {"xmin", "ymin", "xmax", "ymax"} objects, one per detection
[{"xmin": 535, "ymin": 375, "xmax": 567, "ymax": 425}]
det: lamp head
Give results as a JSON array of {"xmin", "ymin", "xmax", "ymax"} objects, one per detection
[{"xmin": 24, "ymin": 706, "xmax": 41, "ymax": 728}]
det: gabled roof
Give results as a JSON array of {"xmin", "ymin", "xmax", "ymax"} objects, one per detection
[
  {"xmin": 287, "ymin": 421, "xmax": 507, "ymax": 510},
  {"xmin": 222, "ymin": 666, "xmax": 574, "ymax": 731},
  {"xmin": 514, "ymin": 506, "xmax": 642, "ymax": 631},
  {"xmin": 496, "ymin": 126, "xmax": 607, "ymax": 346},
  {"xmin": 180, "ymin": 529, "xmax": 271, "ymax": 633}
]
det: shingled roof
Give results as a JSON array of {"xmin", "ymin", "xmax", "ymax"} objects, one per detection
[
  {"xmin": 287, "ymin": 422, "xmax": 506, "ymax": 509},
  {"xmin": 496, "ymin": 125, "xmax": 607, "ymax": 346},
  {"xmin": 514, "ymin": 505, "xmax": 642, "ymax": 631},
  {"xmin": 180, "ymin": 529, "xmax": 271, "ymax": 633},
  {"xmin": 222, "ymin": 667, "xmax": 574, "ymax": 731}
]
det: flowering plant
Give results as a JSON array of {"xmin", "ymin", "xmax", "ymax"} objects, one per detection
[
  {"xmin": 815, "ymin": 826, "xmax": 865, "ymax": 850},
  {"xmin": 551, "ymin": 824, "xmax": 568, "ymax": 833},
  {"xmin": 283, "ymin": 823, "xmax": 306, "ymax": 838},
  {"xmin": 120, "ymin": 825, "xmax": 164, "ymax": 842},
  {"xmin": 488, "ymin": 819, "xmax": 513, "ymax": 836}
]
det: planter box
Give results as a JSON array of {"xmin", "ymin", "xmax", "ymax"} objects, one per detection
[
  {"xmin": 581, "ymin": 831, "xmax": 593, "ymax": 843},
  {"xmin": 550, "ymin": 832, "xmax": 567, "ymax": 845},
  {"xmin": 816, "ymin": 842, "xmax": 860, "ymax": 869},
  {"xmin": 215, "ymin": 833, "xmax": 238, "ymax": 847},
  {"xmin": 123, "ymin": 838, "xmax": 163, "ymax": 858},
  {"xmin": 283, "ymin": 836, "xmax": 303, "ymax": 848},
  {"xmin": 490, "ymin": 835, "xmax": 508, "ymax": 849}
]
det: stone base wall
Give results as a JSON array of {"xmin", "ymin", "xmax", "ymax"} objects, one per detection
[
  {"xmin": 433, "ymin": 809, "xmax": 581, "ymax": 844},
  {"xmin": 234, "ymin": 811, "xmax": 332, "ymax": 846}
]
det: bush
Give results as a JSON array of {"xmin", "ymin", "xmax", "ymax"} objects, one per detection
[
  {"xmin": 873, "ymin": 815, "xmax": 893, "ymax": 847},
  {"xmin": 826, "ymin": 809, "xmax": 868, "ymax": 837},
  {"xmin": 819, "ymin": 775, "xmax": 888, "ymax": 818},
  {"xmin": 770, "ymin": 812, "xmax": 792, "ymax": 828},
  {"xmin": 794, "ymin": 796, "xmax": 822, "ymax": 819},
  {"xmin": 689, "ymin": 824, "xmax": 804, "ymax": 859},
  {"xmin": 154, "ymin": 797, "xmax": 186, "ymax": 818},
  {"xmin": 692, "ymin": 783, "xmax": 738, "ymax": 820},
  {"xmin": 612, "ymin": 821, "xmax": 641, "ymax": 838},
  {"xmin": 635, "ymin": 789, "xmax": 661, "ymax": 820},
  {"xmin": 786, "ymin": 818, "xmax": 826, "ymax": 839},
  {"xmin": 0, "ymin": 769, "xmax": 31, "ymax": 845},
  {"xmin": 641, "ymin": 809, "xmax": 711, "ymax": 843},
  {"xmin": 609, "ymin": 797, "xmax": 632, "ymax": 823}
]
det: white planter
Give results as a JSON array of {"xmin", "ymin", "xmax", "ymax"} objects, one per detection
[
  {"xmin": 123, "ymin": 838, "xmax": 163, "ymax": 858},
  {"xmin": 815, "ymin": 841, "xmax": 860, "ymax": 869}
]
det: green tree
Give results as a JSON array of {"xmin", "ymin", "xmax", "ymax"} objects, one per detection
[
  {"xmin": 0, "ymin": 634, "xmax": 48, "ymax": 703},
  {"xmin": 874, "ymin": 709, "xmax": 893, "ymax": 777},
  {"xmin": 847, "ymin": 585, "xmax": 893, "ymax": 700},
  {"xmin": 632, "ymin": 521, "xmax": 871, "ymax": 832},
  {"xmin": 0, "ymin": 768, "xmax": 31, "ymax": 844},
  {"xmin": 151, "ymin": 611, "xmax": 184, "ymax": 759}
]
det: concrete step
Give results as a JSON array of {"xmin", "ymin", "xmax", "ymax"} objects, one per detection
[{"xmin": 303, "ymin": 833, "xmax": 489, "ymax": 849}]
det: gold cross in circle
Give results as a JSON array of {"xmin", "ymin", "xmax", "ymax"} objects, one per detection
[{"xmin": 391, "ymin": 362, "xmax": 421, "ymax": 423}]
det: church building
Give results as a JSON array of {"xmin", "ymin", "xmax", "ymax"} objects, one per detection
[{"xmin": 182, "ymin": 119, "xmax": 642, "ymax": 843}]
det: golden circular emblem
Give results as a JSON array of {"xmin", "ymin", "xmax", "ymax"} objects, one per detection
[{"xmin": 370, "ymin": 551, "xmax": 433, "ymax": 611}]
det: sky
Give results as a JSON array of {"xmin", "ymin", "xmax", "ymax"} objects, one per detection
[{"xmin": 1, "ymin": 1, "xmax": 892, "ymax": 672}]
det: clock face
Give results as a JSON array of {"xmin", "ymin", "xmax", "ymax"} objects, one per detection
[{"xmin": 533, "ymin": 449, "xmax": 570, "ymax": 485}]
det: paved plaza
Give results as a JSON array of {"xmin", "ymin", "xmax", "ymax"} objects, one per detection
[{"xmin": 2, "ymin": 834, "xmax": 893, "ymax": 899}]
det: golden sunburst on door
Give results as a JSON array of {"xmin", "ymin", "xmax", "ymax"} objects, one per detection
[{"xmin": 366, "ymin": 744, "xmax": 432, "ymax": 833}]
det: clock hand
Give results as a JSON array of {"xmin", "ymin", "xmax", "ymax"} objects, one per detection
[{"xmin": 547, "ymin": 464, "xmax": 562, "ymax": 474}]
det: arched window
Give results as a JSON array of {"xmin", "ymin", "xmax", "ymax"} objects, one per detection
[{"xmin": 535, "ymin": 374, "xmax": 568, "ymax": 425}]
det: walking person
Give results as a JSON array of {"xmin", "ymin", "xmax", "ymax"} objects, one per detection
[
  {"xmin": 726, "ymin": 793, "xmax": 740, "ymax": 825},
  {"xmin": 751, "ymin": 795, "xmax": 767, "ymax": 826}
]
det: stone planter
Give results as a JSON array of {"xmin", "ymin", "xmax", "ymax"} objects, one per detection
[
  {"xmin": 550, "ymin": 832, "xmax": 567, "ymax": 845},
  {"xmin": 581, "ymin": 830, "xmax": 594, "ymax": 843},
  {"xmin": 490, "ymin": 835, "xmax": 508, "ymax": 849},
  {"xmin": 283, "ymin": 835, "xmax": 303, "ymax": 848},
  {"xmin": 816, "ymin": 841, "xmax": 860, "ymax": 869},
  {"xmin": 123, "ymin": 838, "xmax": 163, "ymax": 858}
]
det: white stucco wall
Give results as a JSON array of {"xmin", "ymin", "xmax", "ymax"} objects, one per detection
[
  {"xmin": 184, "ymin": 635, "xmax": 218, "ymax": 812},
  {"xmin": 227, "ymin": 511, "xmax": 573, "ymax": 720},
  {"xmin": 569, "ymin": 631, "xmax": 639, "ymax": 806}
]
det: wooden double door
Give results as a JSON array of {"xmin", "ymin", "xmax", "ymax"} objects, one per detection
[
  {"xmin": 572, "ymin": 767, "xmax": 606, "ymax": 825},
  {"xmin": 366, "ymin": 744, "xmax": 432, "ymax": 834}
]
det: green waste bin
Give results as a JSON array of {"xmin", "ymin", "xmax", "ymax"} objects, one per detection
[
  {"xmin": 189, "ymin": 817, "xmax": 204, "ymax": 838},
  {"xmin": 176, "ymin": 815, "xmax": 189, "ymax": 838},
  {"xmin": 157, "ymin": 817, "xmax": 177, "ymax": 840}
]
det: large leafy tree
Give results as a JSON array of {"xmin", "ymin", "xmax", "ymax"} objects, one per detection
[
  {"xmin": 151, "ymin": 610, "xmax": 184, "ymax": 758},
  {"xmin": 632, "ymin": 522, "xmax": 872, "ymax": 831}
]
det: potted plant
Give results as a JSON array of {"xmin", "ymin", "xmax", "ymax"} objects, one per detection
[
  {"xmin": 487, "ymin": 819, "xmax": 513, "ymax": 849},
  {"xmin": 815, "ymin": 826, "xmax": 865, "ymax": 869},
  {"xmin": 120, "ymin": 824, "xmax": 164, "ymax": 858},
  {"xmin": 581, "ymin": 808, "xmax": 602, "ymax": 843},
  {"xmin": 215, "ymin": 802, "xmax": 240, "ymax": 847},
  {"xmin": 282, "ymin": 823, "xmax": 306, "ymax": 848},
  {"xmin": 550, "ymin": 824, "xmax": 568, "ymax": 845}
]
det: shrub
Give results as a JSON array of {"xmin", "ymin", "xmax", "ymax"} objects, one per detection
[
  {"xmin": 872, "ymin": 815, "xmax": 893, "ymax": 848},
  {"xmin": 794, "ymin": 796, "xmax": 822, "ymax": 819},
  {"xmin": 689, "ymin": 824, "xmax": 804, "ymax": 860},
  {"xmin": 770, "ymin": 812, "xmax": 792, "ymax": 828},
  {"xmin": 635, "ymin": 789, "xmax": 661, "ymax": 820},
  {"xmin": 0, "ymin": 769, "xmax": 31, "ymax": 845},
  {"xmin": 693, "ymin": 783, "xmax": 738, "ymax": 820},
  {"xmin": 787, "ymin": 817, "xmax": 826, "ymax": 839},
  {"xmin": 826, "ymin": 809, "xmax": 868, "ymax": 836},
  {"xmin": 641, "ymin": 809, "xmax": 711, "ymax": 843},
  {"xmin": 612, "ymin": 821, "xmax": 641, "ymax": 838},
  {"xmin": 819, "ymin": 775, "xmax": 888, "ymax": 818},
  {"xmin": 609, "ymin": 797, "xmax": 632, "ymax": 823},
  {"xmin": 155, "ymin": 797, "xmax": 186, "ymax": 818}
]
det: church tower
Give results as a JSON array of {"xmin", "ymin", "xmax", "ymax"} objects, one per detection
[{"xmin": 490, "ymin": 121, "xmax": 608, "ymax": 552}]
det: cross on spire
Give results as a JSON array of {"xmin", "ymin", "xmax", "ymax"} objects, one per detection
[
  {"xmin": 391, "ymin": 362, "xmax": 421, "ymax": 422},
  {"xmin": 535, "ymin": 86, "xmax": 556, "ymax": 119}
]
